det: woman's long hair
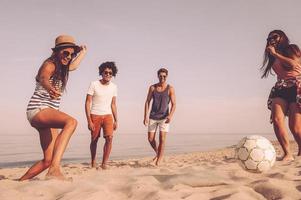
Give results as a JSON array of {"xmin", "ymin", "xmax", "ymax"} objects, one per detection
[
  {"xmin": 48, "ymin": 49, "xmax": 71, "ymax": 92},
  {"xmin": 261, "ymin": 30, "xmax": 290, "ymax": 78}
]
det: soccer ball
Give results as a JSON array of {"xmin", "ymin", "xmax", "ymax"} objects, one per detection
[{"xmin": 235, "ymin": 135, "xmax": 276, "ymax": 173}]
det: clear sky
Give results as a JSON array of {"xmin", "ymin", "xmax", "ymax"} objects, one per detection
[{"xmin": 1, "ymin": 0, "xmax": 301, "ymax": 135}]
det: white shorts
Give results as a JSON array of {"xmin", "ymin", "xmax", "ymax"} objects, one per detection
[
  {"xmin": 26, "ymin": 106, "xmax": 49, "ymax": 123},
  {"xmin": 148, "ymin": 118, "xmax": 170, "ymax": 133}
]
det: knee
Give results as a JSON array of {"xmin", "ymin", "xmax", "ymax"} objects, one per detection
[
  {"xmin": 272, "ymin": 116, "xmax": 284, "ymax": 128},
  {"xmin": 66, "ymin": 118, "xmax": 78, "ymax": 129},
  {"xmin": 148, "ymin": 136, "xmax": 155, "ymax": 143},
  {"xmin": 91, "ymin": 137, "xmax": 98, "ymax": 144},
  {"xmin": 105, "ymin": 136, "xmax": 113, "ymax": 144},
  {"xmin": 159, "ymin": 136, "xmax": 166, "ymax": 143}
]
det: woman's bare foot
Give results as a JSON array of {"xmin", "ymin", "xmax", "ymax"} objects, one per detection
[
  {"xmin": 91, "ymin": 161, "xmax": 97, "ymax": 168},
  {"xmin": 280, "ymin": 154, "xmax": 294, "ymax": 161},
  {"xmin": 45, "ymin": 167, "xmax": 71, "ymax": 181}
]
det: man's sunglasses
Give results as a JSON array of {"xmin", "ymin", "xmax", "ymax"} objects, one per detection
[{"xmin": 103, "ymin": 71, "xmax": 113, "ymax": 76}]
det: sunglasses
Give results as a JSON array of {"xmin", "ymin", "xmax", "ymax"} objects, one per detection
[
  {"xmin": 267, "ymin": 35, "xmax": 279, "ymax": 42},
  {"xmin": 62, "ymin": 51, "xmax": 77, "ymax": 58},
  {"xmin": 103, "ymin": 71, "xmax": 113, "ymax": 76},
  {"xmin": 159, "ymin": 75, "xmax": 167, "ymax": 78}
]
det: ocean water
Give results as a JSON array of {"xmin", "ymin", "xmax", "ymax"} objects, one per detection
[{"xmin": 0, "ymin": 132, "xmax": 275, "ymax": 168}]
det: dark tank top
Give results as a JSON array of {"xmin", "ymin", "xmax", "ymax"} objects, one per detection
[{"xmin": 150, "ymin": 84, "xmax": 170, "ymax": 120}]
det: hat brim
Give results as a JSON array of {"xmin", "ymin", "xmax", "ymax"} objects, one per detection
[{"xmin": 52, "ymin": 44, "xmax": 81, "ymax": 53}]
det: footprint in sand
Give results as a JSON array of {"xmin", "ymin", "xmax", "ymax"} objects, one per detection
[
  {"xmin": 296, "ymin": 185, "xmax": 301, "ymax": 192},
  {"xmin": 253, "ymin": 183, "xmax": 283, "ymax": 200},
  {"xmin": 0, "ymin": 175, "xmax": 6, "ymax": 180},
  {"xmin": 210, "ymin": 194, "xmax": 232, "ymax": 200},
  {"xmin": 266, "ymin": 172, "xmax": 285, "ymax": 179}
]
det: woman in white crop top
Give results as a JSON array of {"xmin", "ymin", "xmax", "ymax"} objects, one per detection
[{"xmin": 261, "ymin": 30, "xmax": 301, "ymax": 161}]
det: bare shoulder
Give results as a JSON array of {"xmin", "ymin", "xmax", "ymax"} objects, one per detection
[
  {"xmin": 41, "ymin": 59, "xmax": 56, "ymax": 71},
  {"xmin": 36, "ymin": 59, "xmax": 55, "ymax": 80},
  {"xmin": 149, "ymin": 84, "xmax": 156, "ymax": 91},
  {"xmin": 168, "ymin": 85, "xmax": 175, "ymax": 91}
]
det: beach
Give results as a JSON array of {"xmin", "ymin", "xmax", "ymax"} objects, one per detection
[{"xmin": 0, "ymin": 141, "xmax": 301, "ymax": 200}]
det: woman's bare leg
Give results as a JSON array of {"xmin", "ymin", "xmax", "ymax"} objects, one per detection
[
  {"xmin": 19, "ymin": 128, "xmax": 58, "ymax": 181},
  {"xmin": 29, "ymin": 108, "xmax": 77, "ymax": 179},
  {"xmin": 271, "ymin": 98, "xmax": 293, "ymax": 160},
  {"xmin": 288, "ymin": 103, "xmax": 301, "ymax": 156}
]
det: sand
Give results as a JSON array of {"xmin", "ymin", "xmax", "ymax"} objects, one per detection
[{"xmin": 0, "ymin": 141, "xmax": 301, "ymax": 200}]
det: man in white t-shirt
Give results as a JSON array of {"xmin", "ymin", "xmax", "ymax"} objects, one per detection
[{"xmin": 85, "ymin": 62, "xmax": 118, "ymax": 169}]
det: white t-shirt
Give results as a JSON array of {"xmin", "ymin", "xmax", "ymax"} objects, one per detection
[{"xmin": 87, "ymin": 80, "xmax": 117, "ymax": 115}]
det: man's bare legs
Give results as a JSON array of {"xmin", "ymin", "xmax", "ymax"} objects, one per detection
[
  {"xmin": 156, "ymin": 131, "xmax": 166, "ymax": 166},
  {"xmin": 101, "ymin": 136, "xmax": 113, "ymax": 169},
  {"xmin": 271, "ymin": 98, "xmax": 294, "ymax": 161},
  {"xmin": 90, "ymin": 136, "xmax": 99, "ymax": 168},
  {"xmin": 148, "ymin": 132, "xmax": 158, "ymax": 161},
  {"xmin": 19, "ymin": 108, "xmax": 77, "ymax": 181}
]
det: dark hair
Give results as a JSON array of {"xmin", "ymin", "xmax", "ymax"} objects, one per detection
[
  {"xmin": 283, "ymin": 44, "xmax": 301, "ymax": 58},
  {"xmin": 98, "ymin": 61, "xmax": 118, "ymax": 77},
  {"xmin": 157, "ymin": 68, "xmax": 168, "ymax": 76},
  {"xmin": 261, "ymin": 30, "xmax": 290, "ymax": 78},
  {"xmin": 48, "ymin": 48, "xmax": 74, "ymax": 91}
]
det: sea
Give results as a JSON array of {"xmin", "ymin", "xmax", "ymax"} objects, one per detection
[{"xmin": 0, "ymin": 132, "xmax": 276, "ymax": 168}]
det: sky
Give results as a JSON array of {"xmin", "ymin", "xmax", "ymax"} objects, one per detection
[{"xmin": 1, "ymin": 0, "xmax": 301, "ymax": 136}]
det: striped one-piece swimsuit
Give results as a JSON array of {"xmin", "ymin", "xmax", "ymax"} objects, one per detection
[{"xmin": 27, "ymin": 77, "xmax": 62, "ymax": 112}]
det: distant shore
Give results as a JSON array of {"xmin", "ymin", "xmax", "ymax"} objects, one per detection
[{"xmin": 0, "ymin": 141, "xmax": 300, "ymax": 200}]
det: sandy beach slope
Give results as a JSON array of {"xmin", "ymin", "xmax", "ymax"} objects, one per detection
[{"xmin": 0, "ymin": 141, "xmax": 301, "ymax": 200}]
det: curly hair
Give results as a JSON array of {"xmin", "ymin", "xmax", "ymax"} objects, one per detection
[{"xmin": 98, "ymin": 61, "xmax": 118, "ymax": 77}]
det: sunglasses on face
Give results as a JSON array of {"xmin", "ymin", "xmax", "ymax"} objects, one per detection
[
  {"xmin": 62, "ymin": 51, "xmax": 77, "ymax": 58},
  {"xmin": 103, "ymin": 71, "xmax": 113, "ymax": 76},
  {"xmin": 267, "ymin": 35, "xmax": 279, "ymax": 42}
]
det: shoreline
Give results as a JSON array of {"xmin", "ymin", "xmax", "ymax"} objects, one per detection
[
  {"xmin": 0, "ymin": 145, "xmax": 236, "ymax": 169},
  {"xmin": 0, "ymin": 141, "xmax": 301, "ymax": 199}
]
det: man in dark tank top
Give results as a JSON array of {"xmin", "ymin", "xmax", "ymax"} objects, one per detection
[{"xmin": 144, "ymin": 68, "xmax": 176, "ymax": 166}]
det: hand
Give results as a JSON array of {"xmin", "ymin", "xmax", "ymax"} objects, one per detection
[
  {"xmin": 143, "ymin": 118, "xmax": 149, "ymax": 126},
  {"xmin": 165, "ymin": 117, "xmax": 171, "ymax": 123},
  {"xmin": 88, "ymin": 121, "xmax": 95, "ymax": 131},
  {"xmin": 48, "ymin": 87, "xmax": 61, "ymax": 99},
  {"xmin": 113, "ymin": 121, "xmax": 118, "ymax": 130},
  {"xmin": 79, "ymin": 45, "xmax": 87, "ymax": 54},
  {"xmin": 266, "ymin": 45, "xmax": 277, "ymax": 56}
]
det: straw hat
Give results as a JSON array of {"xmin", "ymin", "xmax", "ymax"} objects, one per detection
[{"xmin": 52, "ymin": 35, "xmax": 81, "ymax": 52}]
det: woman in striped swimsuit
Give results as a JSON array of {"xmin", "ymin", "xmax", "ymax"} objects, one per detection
[
  {"xmin": 262, "ymin": 30, "xmax": 301, "ymax": 161},
  {"xmin": 19, "ymin": 35, "xmax": 87, "ymax": 181}
]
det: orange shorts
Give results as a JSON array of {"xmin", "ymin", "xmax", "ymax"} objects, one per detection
[{"xmin": 91, "ymin": 114, "xmax": 114, "ymax": 138}]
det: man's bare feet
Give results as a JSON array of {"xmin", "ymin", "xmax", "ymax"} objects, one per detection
[
  {"xmin": 91, "ymin": 162, "xmax": 97, "ymax": 168},
  {"xmin": 155, "ymin": 158, "xmax": 163, "ymax": 166},
  {"xmin": 152, "ymin": 156, "xmax": 157, "ymax": 161}
]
